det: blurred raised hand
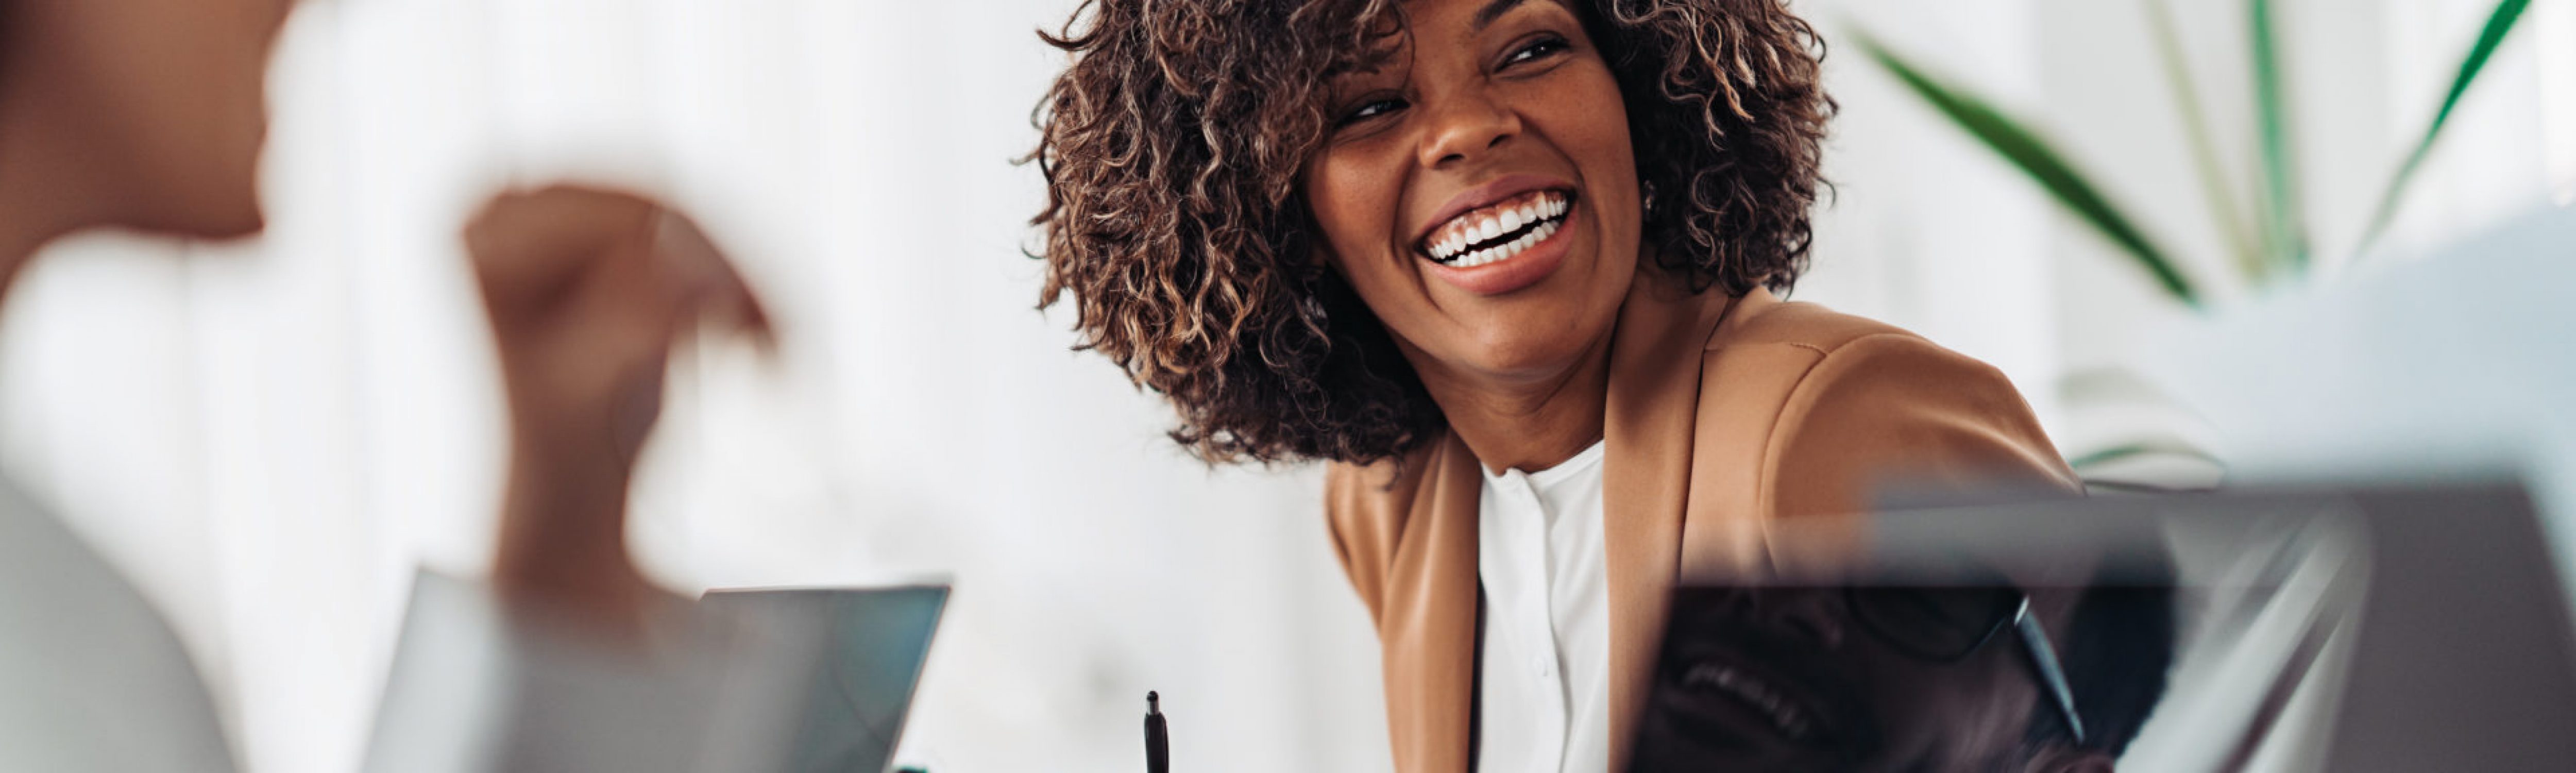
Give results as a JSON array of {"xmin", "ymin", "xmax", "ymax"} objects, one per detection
[{"xmin": 464, "ymin": 184, "xmax": 773, "ymax": 634}]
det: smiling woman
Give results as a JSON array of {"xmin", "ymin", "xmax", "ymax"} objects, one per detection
[
  {"xmin": 1031, "ymin": 2, "xmax": 2082, "ymax": 772},
  {"xmin": 1033, "ymin": 0, "xmax": 1830, "ymax": 467}
]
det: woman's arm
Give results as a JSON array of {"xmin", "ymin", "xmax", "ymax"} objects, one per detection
[{"xmin": 464, "ymin": 185, "xmax": 772, "ymax": 637}]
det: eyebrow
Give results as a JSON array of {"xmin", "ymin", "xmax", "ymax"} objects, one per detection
[{"xmin": 1470, "ymin": 0, "xmax": 1534, "ymax": 33}]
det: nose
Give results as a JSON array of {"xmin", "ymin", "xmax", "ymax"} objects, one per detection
[
  {"xmin": 1714, "ymin": 587, "xmax": 1849, "ymax": 650},
  {"xmin": 1415, "ymin": 87, "xmax": 1520, "ymax": 169}
]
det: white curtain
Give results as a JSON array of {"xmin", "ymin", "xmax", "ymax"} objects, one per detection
[{"xmin": 3, "ymin": 2, "xmax": 2563, "ymax": 772}]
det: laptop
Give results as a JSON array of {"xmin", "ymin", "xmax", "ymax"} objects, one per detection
[
  {"xmin": 364, "ymin": 576, "xmax": 945, "ymax": 773},
  {"xmin": 702, "ymin": 584, "xmax": 947, "ymax": 773}
]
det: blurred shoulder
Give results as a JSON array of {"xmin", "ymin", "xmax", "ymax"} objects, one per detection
[{"xmin": 0, "ymin": 479, "xmax": 235, "ymax": 772}]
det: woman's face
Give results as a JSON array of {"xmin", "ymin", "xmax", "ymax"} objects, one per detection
[
  {"xmin": 1301, "ymin": 0, "xmax": 1639, "ymax": 385},
  {"xmin": 16, "ymin": 0, "xmax": 294, "ymax": 237}
]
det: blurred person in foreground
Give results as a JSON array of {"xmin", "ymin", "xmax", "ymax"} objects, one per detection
[
  {"xmin": 1631, "ymin": 558, "xmax": 2176, "ymax": 772},
  {"xmin": 0, "ymin": 1, "xmax": 770, "ymax": 770},
  {"xmin": 1031, "ymin": 1, "xmax": 2079, "ymax": 771}
]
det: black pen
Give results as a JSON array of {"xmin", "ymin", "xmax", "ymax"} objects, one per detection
[{"xmin": 1145, "ymin": 692, "xmax": 1170, "ymax": 773}]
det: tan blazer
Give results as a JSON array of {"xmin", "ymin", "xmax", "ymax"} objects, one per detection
[{"xmin": 1323, "ymin": 273, "xmax": 2079, "ymax": 773}]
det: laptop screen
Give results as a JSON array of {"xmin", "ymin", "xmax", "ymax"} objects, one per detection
[{"xmin": 703, "ymin": 585, "xmax": 947, "ymax": 773}]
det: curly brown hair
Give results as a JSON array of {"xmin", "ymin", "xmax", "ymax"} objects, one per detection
[{"xmin": 1032, "ymin": 0, "xmax": 1834, "ymax": 466}]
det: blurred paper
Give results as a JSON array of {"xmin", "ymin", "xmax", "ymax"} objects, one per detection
[{"xmin": 2143, "ymin": 207, "xmax": 2576, "ymax": 601}]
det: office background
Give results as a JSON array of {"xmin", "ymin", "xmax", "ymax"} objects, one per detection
[{"xmin": 3, "ymin": 1, "xmax": 2567, "ymax": 771}]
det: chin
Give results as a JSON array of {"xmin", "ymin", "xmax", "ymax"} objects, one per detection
[
  {"xmin": 142, "ymin": 206, "xmax": 265, "ymax": 242},
  {"xmin": 1457, "ymin": 298, "xmax": 1622, "ymax": 373},
  {"xmin": 1458, "ymin": 329, "xmax": 1593, "ymax": 379},
  {"xmin": 200, "ymin": 205, "xmax": 267, "ymax": 241},
  {"xmin": 138, "ymin": 139, "xmax": 268, "ymax": 240},
  {"xmin": 148, "ymin": 182, "xmax": 267, "ymax": 241}
]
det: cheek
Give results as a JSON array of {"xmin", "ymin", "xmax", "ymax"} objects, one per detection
[
  {"xmin": 131, "ymin": 0, "xmax": 276, "ymax": 207},
  {"xmin": 1521, "ymin": 65, "xmax": 1639, "ymax": 268},
  {"xmin": 1302, "ymin": 153, "xmax": 1402, "ymax": 263},
  {"xmin": 67, "ymin": 5, "xmax": 264, "ymax": 144},
  {"xmin": 1300, "ymin": 154, "xmax": 1418, "ymax": 310},
  {"xmin": 1556, "ymin": 73, "xmax": 1634, "ymax": 171}
]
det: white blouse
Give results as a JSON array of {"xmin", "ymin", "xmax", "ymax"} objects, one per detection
[{"xmin": 1473, "ymin": 440, "xmax": 1611, "ymax": 773}]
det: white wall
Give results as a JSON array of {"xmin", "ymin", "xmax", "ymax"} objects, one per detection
[{"xmin": 2, "ymin": 2, "xmax": 2565, "ymax": 772}]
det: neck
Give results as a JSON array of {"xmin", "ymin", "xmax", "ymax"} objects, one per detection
[
  {"xmin": 0, "ymin": 63, "xmax": 109, "ymax": 298},
  {"xmin": 0, "ymin": 213, "xmax": 55, "ymax": 301},
  {"xmin": 1405, "ymin": 326, "xmax": 1615, "ymax": 476}
]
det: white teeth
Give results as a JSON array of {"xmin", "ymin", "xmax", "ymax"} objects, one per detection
[
  {"xmin": 1423, "ymin": 191, "xmax": 1573, "ymax": 263},
  {"xmin": 1444, "ymin": 217, "xmax": 1559, "ymax": 268}
]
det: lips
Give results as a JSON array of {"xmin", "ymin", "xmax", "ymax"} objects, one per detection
[{"xmin": 1409, "ymin": 175, "xmax": 1582, "ymax": 296}]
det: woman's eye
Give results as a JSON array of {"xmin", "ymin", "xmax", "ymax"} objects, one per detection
[
  {"xmin": 1337, "ymin": 98, "xmax": 1406, "ymax": 127},
  {"xmin": 1504, "ymin": 36, "xmax": 1569, "ymax": 66}
]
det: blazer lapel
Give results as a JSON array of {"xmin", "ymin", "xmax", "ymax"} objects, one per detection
[
  {"xmin": 1389, "ymin": 432, "xmax": 1485, "ymax": 773},
  {"xmin": 1600, "ymin": 275, "xmax": 1740, "ymax": 770}
]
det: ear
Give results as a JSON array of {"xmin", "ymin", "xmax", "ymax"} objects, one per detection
[
  {"xmin": 2020, "ymin": 746, "xmax": 2117, "ymax": 773},
  {"xmin": 1296, "ymin": 211, "xmax": 1347, "ymax": 280},
  {"xmin": 1311, "ymin": 243, "xmax": 1346, "ymax": 278}
]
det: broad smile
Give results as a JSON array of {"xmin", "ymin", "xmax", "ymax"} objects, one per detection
[
  {"xmin": 1410, "ymin": 175, "xmax": 1582, "ymax": 296},
  {"xmin": 1417, "ymin": 188, "xmax": 1573, "ymax": 267}
]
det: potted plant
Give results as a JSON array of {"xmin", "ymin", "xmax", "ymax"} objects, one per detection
[{"xmin": 1851, "ymin": 0, "xmax": 2534, "ymax": 490}]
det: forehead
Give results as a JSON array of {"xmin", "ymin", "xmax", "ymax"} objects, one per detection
[
  {"xmin": 1327, "ymin": 0, "xmax": 1583, "ymax": 78},
  {"xmin": 1399, "ymin": 0, "xmax": 1588, "ymax": 47},
  {"xmin": 1407, "ymin": 0, "xmax": 1577, "ymax": 24}
]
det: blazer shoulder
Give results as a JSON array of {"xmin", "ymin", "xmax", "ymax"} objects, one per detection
[
  {"xmin": 1688, "ymin": 301, "xmax": 2078, "ymax": 519},
  {"xmin": 1705, "ymin": 296, "xmax": 1924, "ymax": 355},
  {"xmin": 1320, "ymin": 440, "xmax": 1443, "ymax": 625}
]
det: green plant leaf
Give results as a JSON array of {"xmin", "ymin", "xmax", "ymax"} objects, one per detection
[
  {"xmin": 1854, "ymin": 31, "xmax": 2202, "ymax": 308},
  {"xmin": 2358, "ymin": 0, "xmax": 2533, "ymax": 254},
  {"xmin": 2057, "ymin": 365, "xmax": 2178, "ymax": 408},
  {"xmin": 2249, "ymin": 0, "xmax": 2310, "ymax": 274},
  {"xmin": 2146, "ymin": 0, "xmax": 2266, "ymax": 285},
  {"xmin": 2067, "ymin": 439, "xmax": 2227, "ymax": 473}
]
